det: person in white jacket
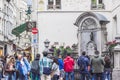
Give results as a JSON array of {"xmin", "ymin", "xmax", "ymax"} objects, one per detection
[{"xmin": 51, "ymin": 57, "xmax": 60, "ymax": 80}]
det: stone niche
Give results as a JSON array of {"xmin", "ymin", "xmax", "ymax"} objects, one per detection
[{"xmin": 74, "ymin": 12, "xmax": 109, "ymax": 55}]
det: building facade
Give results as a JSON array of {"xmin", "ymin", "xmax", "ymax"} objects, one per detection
[
  {"xmin": 34, "ymin": 0, "xmax": 112, "ymax": 53},
  {"xmin": 0, "ymin": 0, "xmax": 29, "ymax": 56},
  {"xmin": 34, "ymin": 0, "xmax": 120, "ymax": 79}
]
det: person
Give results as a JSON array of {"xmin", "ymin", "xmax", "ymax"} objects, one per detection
[
  {"xmin": 58, "ymin": 54, "xmax": 64, "ymax": 80},
  {"xmin": 39, "ymin": 51, "xmax": 53, "ymax": 80},
  {"xmin": 64, "ymin": 53, "xmax": 74, "ymax": 80},
  {"xmin": 31, "ymin": 54, "xmax": 40, "ymax": 80},
  {"xmin": 104, "ymin": 55, "xmax": 111, "ymax": 80},
  {"xmin": 51, "ymin": 57, "xmax": 60, "ymax": 80},
  {"xmin": 0, "ymin": 57, "xmax": 3, "ymax": 80},
  {"xmin": 4, "ymin": 57, "xmax": 16, "ymax": 80},
  {"xmin": 16, "ymin": 54, "xmax": 31, "ymax": 80},
  {"xmin": 77, "ymin": 51, "xmax": 90, "ymax": 80},
  {"xmin": 91, "ymin": 50, "xmax": 105, "ymax": 80}
]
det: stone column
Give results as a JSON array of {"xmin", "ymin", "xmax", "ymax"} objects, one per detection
[{"xmin": 112, "ymin": 44, "xmax": 120, "ymax": 80}]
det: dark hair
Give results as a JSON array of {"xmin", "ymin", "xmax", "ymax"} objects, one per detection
[
  {"xmin": 57, "ymin": 49, "xmax": 61, "ymax": 54},
  {"xmin": 53, "ymin": 57, "xmax": 59, "ymax": 65},
  {"xmin": 43, "ymin": 51, "xmax": 48, "ymax": 57},
  {"xmin": 23, "ymin": 52, "xmax": 26, "ymax": 57},
  {"xmin": 95, "ymin": 50, "xmax": 99, "ymax": 55},
  {"xmin": 36, "ymin": 54, "xmax": 40, "ymax": 60},
  {"xmin": 67, "ymin": 53, "xmax": 70, "ymax": 56},
  {"xmin": 82, "ymin": 51, "xmax": 86, "ymax": 55}
]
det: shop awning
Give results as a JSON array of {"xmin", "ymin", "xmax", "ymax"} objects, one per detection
[{"xmin": 12, "ymin": 23, "xmax": 27, "ymax": 36}]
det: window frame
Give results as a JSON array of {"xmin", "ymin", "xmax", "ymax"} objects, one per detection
[
  {"xmin": 91, "ymin": 0, "xmax": 104, "ymax": 9},
  {"xmin": 47, "ymin": 0, "xmax": 61, "ymax": 10}
]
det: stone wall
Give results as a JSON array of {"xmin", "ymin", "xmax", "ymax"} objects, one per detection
[{"xmin": 112, "ymin": 70, "xmax": 120, "ymax": 80}]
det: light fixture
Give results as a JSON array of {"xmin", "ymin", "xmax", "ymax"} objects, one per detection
[{"xmin": 44, "ymin": 39, "xmax": 50, "ymax": 48}]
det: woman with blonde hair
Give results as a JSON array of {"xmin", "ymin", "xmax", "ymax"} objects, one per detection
[{"xmin": 5, "ymin": 57, "xmax": 16, "ymax": 80}]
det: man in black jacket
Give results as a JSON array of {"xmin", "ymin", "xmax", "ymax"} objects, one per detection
[{"xmin": 31, "ymin": 54, "xmax": 40, "ymax": 80}]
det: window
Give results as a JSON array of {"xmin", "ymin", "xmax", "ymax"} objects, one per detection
[
  {"xmin": 48, "ymin": 0, "xmax": 61, "ymax": 9},
  {"xmin": 113, "ymin": 16, "xmax": 118, "ymax": 34},
  {"xmin": 56, "ymin": 0, "xmax": 61, "ymax": 9},
  {"xmin": 99, "ymin": 0, "xmax": 102, "ymax": 4},
  {"xmin": 48, "ymin": 0, "xmax": 54, "ymax": 9},
  {"xmin": 91, "ymin": 0, "xmax": 105, "ymax": 9}
]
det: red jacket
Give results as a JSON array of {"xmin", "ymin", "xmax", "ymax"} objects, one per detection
[{"xmin": 64, "ymin": 56, "xmax": 74, "ymax": 72}]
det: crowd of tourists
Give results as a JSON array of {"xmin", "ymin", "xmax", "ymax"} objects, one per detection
[{"xmin": 0, "ymin": 50, "xmax": 111, "ymax": 80}]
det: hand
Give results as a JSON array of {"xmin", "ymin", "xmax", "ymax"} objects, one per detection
[
  {"xmin": 88, "ymin": 66, "xmax": 90, "ymax": 71},
  {"xmin": 27, "ymin": 72, "xmax": 30, "ymax": 76}
]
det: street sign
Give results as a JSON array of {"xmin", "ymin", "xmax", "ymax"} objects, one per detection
[
  {"xmin": 26, "ymin": 21, "xmax": 36, "ymax": 32},
  {"xmin": 32, "ymin": 28, "xmax": 38, "ymax": 34},
  {"xmin": 32, "ymin": 34, "xmax": 38, "ymax": 47}
]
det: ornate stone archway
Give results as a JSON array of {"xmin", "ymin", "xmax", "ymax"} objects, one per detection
[{"xmin": 74, "ymin": 12, "xmax": 109, "ymax": 55}]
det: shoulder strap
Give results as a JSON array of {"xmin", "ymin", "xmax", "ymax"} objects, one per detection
[
  {"xmin": 91, "ymin": 58, "xmax": 93, "ymax": 65},
  {"xmin": 42, "ymin": 59, "xmax": 44, "ymax": 66}
]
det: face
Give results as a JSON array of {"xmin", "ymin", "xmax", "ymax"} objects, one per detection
[
  {"xmin": 59, "ymin": 55, "xmax": 62, "ymax": 58},
  {"xmin": 17, "ymin": 54, "xmax": 23, "ymax": 60},
  {"xmin": 11, "ymin": 58, "xmax": 14, "ymax": 62}
]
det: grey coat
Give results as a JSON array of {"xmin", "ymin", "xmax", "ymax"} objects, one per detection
[{"xmin": 91, "ymin": 55, "xmax": 105, "ymax": 73}]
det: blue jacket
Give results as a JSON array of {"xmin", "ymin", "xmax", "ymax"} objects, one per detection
[
  {"xmin": 16, "ymin": 58, "xmax": 31, "ymax": 76},
  {"xmin": 78, "ymin": 56, "xmax": 90, "ymax": 73},
  {"xmin": 58, "ymin": 58, "xmax": 64, "ymax": 70}
]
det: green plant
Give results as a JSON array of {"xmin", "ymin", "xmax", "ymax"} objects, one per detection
[{"xmin": 106, "ymin": 40, "xmax": 117, "ymax": 50}]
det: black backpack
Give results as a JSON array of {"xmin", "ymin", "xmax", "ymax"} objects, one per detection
[
  {"xmin": 77, "ymin": 56, "xmax": 86, "ymax": 71},
  {"xmin": 31, "ymin": 60, "xmax": 40, "ymax": 74}
]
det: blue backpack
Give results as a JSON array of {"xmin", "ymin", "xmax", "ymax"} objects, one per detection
[{"xmin": 77, "ymin": 56, "xmax": 86, "ymax": 71}]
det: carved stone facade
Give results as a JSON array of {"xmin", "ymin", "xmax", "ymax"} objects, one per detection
[{"xmin": 74, "ymin": 12, "xmax": 109, "ymax": 55}]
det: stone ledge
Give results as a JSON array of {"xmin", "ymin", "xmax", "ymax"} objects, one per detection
[{"xmin": 112, "ymin": 69, "xmax": 120, "ymax": 80}]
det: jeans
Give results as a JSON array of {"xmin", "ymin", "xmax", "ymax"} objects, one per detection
[
  {"xmin": 65, "ymin": 71, "xmax": 74, "ymax": 80},
  {"xmin": 93, "ymin": 73, "xmax": 104, "ymax": 80},
  {"xmin": 31, "ymin": 73, "xmax": 40, "ymax": 80},
  {"xmin": 0, "ymin": 72, "xmax": 2, "ymax": 80},
  {"xmin": 51, "ymin": 75, "xmax": 59, "ymax": 80},
  {"xmin": 5, "ymin": 73, "xmax": 15, "ymax": 80},
  {"xmin": 18, "ymin": 74, "xmax": 28, "ymax": 80},
  {"xmin": 80, "ymin": 73, "xmax": 90, "ymax": 80},
  {"xmin": 104, "ymin": 71, "xmax": 111, "ymax": 80}
]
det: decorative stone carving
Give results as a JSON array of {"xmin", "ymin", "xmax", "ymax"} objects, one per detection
[{"xmin": 74, "ymin": 12, "xmax": 109, "ymax": 55}]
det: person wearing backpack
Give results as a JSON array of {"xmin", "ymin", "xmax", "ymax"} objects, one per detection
[
  {"xmin": 31, "ymin": 54, "xmax": 40, "ymax": 80},
  {"xmin": 91, "ymin": 50, "xmax": 105, "ymax": 80},
  {"xmin": 39, "ymin": 51, "xmax": 53, "ymax": 80},
  {"xmin": 104, "ymin": 55, "xmax": 111, "ymax": 80},
  {"xmin": 64, "ymin": 53, "xmax": 75, "ymax": 80},
  {"xmin": 77, "ymin": 51, "xmax": 90, "ymax": 80}
]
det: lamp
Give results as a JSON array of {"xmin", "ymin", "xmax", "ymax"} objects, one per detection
[{"xmin": 44, "ymin": 39, "xmax": 50, "ymax": 48}]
